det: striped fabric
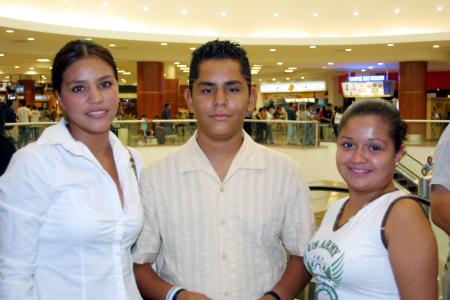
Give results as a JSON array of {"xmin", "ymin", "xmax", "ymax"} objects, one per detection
[{"xmin": 133, "ymin": 131, "xmax": 315, "ymax": 300}]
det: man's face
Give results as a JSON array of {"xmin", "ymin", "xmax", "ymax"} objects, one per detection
[{"xmin": 186, "ymin": 59, "xmax": 256, "ymax": 142}]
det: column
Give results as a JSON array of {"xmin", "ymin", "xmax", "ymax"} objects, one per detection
[
  {"xmin": 18, "ymin": 79, "xmax": 35, "ymax": 106},
  {"xmin": 398, "ymin": 61, "xmax": 427, "ymax": 142},
  {"xmin": 137, "ymin": 62, "xmax": 164, "ymax": 119}
]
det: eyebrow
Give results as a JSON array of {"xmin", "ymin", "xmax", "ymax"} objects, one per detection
[
  {"xmin": 197, "ymin": 80, "xmax": 243, "ymax": 87},
  {"xmin": 65, "ymin": 75, "xmax": 115, "ymax": 86},
  {"xmin": 339, "ymin": 136, "xmax": 387, "ymax": 143}
]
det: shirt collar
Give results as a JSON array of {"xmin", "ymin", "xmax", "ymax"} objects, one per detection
[
  {"xmin": 178, "ymin": 130, "xmax": 268, "ymax": 174},
  {"xmin": 37, "ymin": 118, "xmax": 123, "ymax": 159}
]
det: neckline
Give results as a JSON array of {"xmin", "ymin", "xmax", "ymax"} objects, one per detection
[{"xmin": 332, "ymin": 189, "xmax": 398, "ymax": 231}]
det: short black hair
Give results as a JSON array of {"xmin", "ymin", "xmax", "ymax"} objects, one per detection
[
  {"xmin": 189, "ymin": 39, "xmax": 251, "ymax": 94},
  {"xmin": 52, "ymin": 40, "xmax": 118, "ymax": 95},
  {"xmin": 339, "ymin": 100, "xmax": 406, "ymax": 152}
]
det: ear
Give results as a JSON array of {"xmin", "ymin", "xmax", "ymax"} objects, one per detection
[
  {"xmin": 184, "ymin": 88, "xmax": 194, "ymax": 113},
  {"xmin": 395, "ymin": 144, "xmax": 406, "ymax": 164},
  {"xmin": 55, "ymin": 91, "xmax": 65, "ymax": 111},
  {"xmin": 247, "ymin": 86, "xmax": 257, "ymax": 113}
]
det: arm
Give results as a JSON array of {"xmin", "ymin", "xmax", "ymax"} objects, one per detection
[
  {"xmin": 259, "ymin": 256, "xmax": 311, "ymax": 300},
  {"xmin": 0, "ymin": 150, "xmax": 52, "ymax": 299},
  {"xmin": 385, "ymin": 199, "xmax": 438, "ymax": 300},
  {"xmin": 431, "ymin": 184, "xmax": 450, "ymax": 235}
]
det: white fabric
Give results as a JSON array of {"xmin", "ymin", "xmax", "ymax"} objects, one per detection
[
  {"xmin": 16, "ymin": 106, "xmax": 31, "ymax": 123},
  {"xmin": 304, "ymin": 190, "xmax": 407, "ymax": 300},
  {"xmin": 30, "ymin": 109, "xmax": 40, "ymax": 122},
  {"xmin": 133, "ymin": 131, "xmax": 315, "ymax": 300},
  {"xmin": 0, "ymin": 119, "xmax": 144, "ymax": 300}
]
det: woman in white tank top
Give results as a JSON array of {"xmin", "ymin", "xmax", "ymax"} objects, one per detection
[{"xmin": 304, "ymin": 100, "xmax": 438, "ymax": 299}]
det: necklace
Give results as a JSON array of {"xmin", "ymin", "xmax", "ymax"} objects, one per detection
[{"xmin": 332, "ymin": 189, "xmax": 398, "ymax": 231}]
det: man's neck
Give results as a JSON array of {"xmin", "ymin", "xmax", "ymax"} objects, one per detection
[{"xmin": 196, "ymin": 131, "xmax": 244, "ymax": 181}]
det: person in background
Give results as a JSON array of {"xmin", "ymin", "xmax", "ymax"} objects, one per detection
[
  {"xmin": 161, "ymin": 103, "xmax": 173, "ymax": 134},
  {"xmin": 265, "ymin": 105, "xmax": 275, "ymax": 144},
  {"xmin": 30, "ymin": 105, "xmax": 41, "ymax": 141},
  {"xmin": 16, "ymin": 99, "xmax": 31, "ymax": 148},
  {"xmin": 0, "ymin": 40, "xmax": 144, "ymax": 300},
  {"xmin": 255, "ymin": 107, "xmax": 267, "ymax": 143},
  {"xmin": 333, "ymin": 106, "xmax": 343, "ymax": 138},
  {"xmin": 286, "ymin": 103, "xmax": 299, "ymax": 145},
  {"xmin": 139, "ymin": 114, "xmax": 148, "ymax": 144},
  {"xmin": 304, "ymin": 100, "xmax": 437, "ymax": 299},
  {"xmin": 431, "ymin": 125, "xmax": 450, "ymax": 300},
  {"xmin": 0, "ymin": 133, "xmax": 16, "ymax": 176},
  {"xmin": 133, "ymin": 39, "xmax": 315, "ymax": 300},
  {"xmin": 421, "ymin": 155, "xmax": 433, "ymax": 176}
]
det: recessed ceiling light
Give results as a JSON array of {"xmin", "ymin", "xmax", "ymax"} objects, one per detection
[
  {"xmin": 394, "ymin": 8, "xmax": 400, "ymax": 14},
  {"xmin": 368, "ymin": 66, "xmax": 374, "ymax": 69},
  {"xmin": 29, "ymin": 67, "xmax": 34, "ymax": 70},
  {"xmin": 387, "ymin": 43, "xmax": 394, "ymax": 47},
  {"xmin": 345, "ymin": 48, "xmax": 352, "ymax": 52},
  {"xmin": 0, "ymin": 53, "xmax": 4, "ymax": 57},
  {"xmin": 378, "ymin": 62, "xmax": 384, "ymax": 65},
  {"xmin": 273, "ymin": 12, "xmax": 279, "ymax": 17},
  {"xmin": 272, "ymin": 78, "xmax": 276, "ymax": 81},
  {"xmin": 258, "ymin": 79, "xmax": 262, "ymax": 82},
  {"xmin": 221, "ymin": 11, "xmax": 227, "ymax": 16},
  {"xmin": 277, "ymin": 62, "xmax": 283, "ymax": 66},
  {"xmin": 143, "ymin": 6, "xmax": 149, "ymax": 12},
  {"xmin": 123, "ymin": 72, "xmax": 131, "ymax": 75},
  {"xmin": 301, "ymin": 76, "xmax": 305, "ymax": 79},
  {"xmin": 251, "ymin": 71, "xmax": 259, "ymax": 74},
  {"xmin": 288, "ymin": 67, "xmax": 298, "ymax": 70},
  {"xmin": 160, "ymin": 42, "xmax": 168, "ymax": 46},
  {"xmin": 286, "ymin": 77, "xmax": 290, "ymax": 80},
  {"xmin": 5, "ymin": 29, "xmax": 14, "ymax": 33},
  {"xmin": 433, "ymin": 44, "xmax": 440, "ymax": 48},
  {"xmin": 437, "ymin": 5, "xmax": 443, "ymax": 11},
  {"xmin": 353, "ymin": 11, "xmax": 359, "ymax": 16},
  {"xmin": 27, "ymin": 37, "xmax": 35, "ymax": 41},
  {"xmin": 181, "ymin": 9, "xmax": 188, "ymax": 15},
  {"xmin": 174, "ymin": 62, "xmax": 180, "ymax": 65},
  {"xmin": 36, "ymin": 59, "xmax": 50, "ymax": 62},
  {"xmin": 361, "ymin": 69, "xmax": 366, "ymax": 72},
  {"xmin": 322, "ymin": 66, "xmax": 327, "ymax": 69},
  {"xmin": 178, "ymin": 64, "xmax": 187, "ymax": 68},
  {"xmin": 313, "ymin": 12, "xmax": 319, "ymax": 17},
  {"xmin": 252, "ymin": 66, "xmax": 262, "ymax": 70},
  {"xmin": 102, "ymin": 1, "xmax": 109, "ymax": 8},
  {"xmin": 85, "ymin": 37, "xmax": 92, "ymax": 41},
  {"xmin": 309, "ymin": 45, "xmax": 317, "ymax": 49},
  {"xmin": 26, "ymin": 71, "xmax": 37, "ymax": 75},
  {"xmin": 190, "ymin": 47, "xmax": 196, "ymax": 51},
  {"xmin": 284, "ymin": 70, "xmax": 294, "ymax": 73},
  {"xmin": 328, "ymin": 62, "xmax": 334, "ymax": 65},
  {"xmin": 269, "ymin": 48, "xmax": 277, "ymax": 52},
  {"xmin": 109, "ymin": 44, "xmax": 116, "ymax": 47},
  {"xmin": 183, "ymin": 70, "xmax": 189, "ymax": 73},
  {"xmin": 14, "ymin": 65, "xmax": 20, "ymax": 69},
  {"xmin": 253, "ymin": 64, "xmax": 262, "ymax": 67},
  {"xmin": 163, "ymin": 73, "xmax": 166, "ymax": 77}
]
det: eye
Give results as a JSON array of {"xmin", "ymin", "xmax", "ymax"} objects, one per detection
[
  {"xmin": 342, "ymin": 142, "xmax": 353, "ymax": 149},
  {"xmin": 227, "ymin": 86, "xmax": 240, "ymax": 93},
  {"xmin": 71, "ymin": 85, "xmax": 85, "ymax": 93},
  {"xmin": 99, "ymin": 81, "xmax": 112, "ymax": 89},
  {"xmin": 369, "ymin": 144, "xmax": 382, "ymax": 151},
  {"xmin": 200, "ymin": 87, "xmax": 214, "ymax": 94}
]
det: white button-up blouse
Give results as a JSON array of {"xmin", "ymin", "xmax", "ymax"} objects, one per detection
[{"xmin": 0, "ymin": 120, "xmax": 144, "ymax": 300}]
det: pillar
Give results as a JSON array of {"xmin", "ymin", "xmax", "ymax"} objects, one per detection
[
  {"xmin": 398, "ymin": 61, "xmax": 427, "ymax": 141},
  {"xmin": 137, "ymin": 62, "xmax": 164, "ymax": 119},
  {"xmin": 18, "ymin": 79, "xmax": 35, "ymax": 106}
]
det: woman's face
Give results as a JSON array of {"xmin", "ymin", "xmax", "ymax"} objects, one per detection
[
  {"xmin": 336, "ymin": 115, "xmax": 405, "ymax": 195},
  {"xmin": 57, "ymin": 55, "xmax": 118, "ymax": 141}
]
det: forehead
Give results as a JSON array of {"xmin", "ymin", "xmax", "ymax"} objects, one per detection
[
  {"xmin": 63, "ymin": 56, "xmax": 113, "ymax": 79},
  {"xmin": 342, "ymin": 115, "xmax": 390, "ymax": 136},
  {"xmin": 196, "ymin": 59, "xmax": 244, "ymax": 81}
]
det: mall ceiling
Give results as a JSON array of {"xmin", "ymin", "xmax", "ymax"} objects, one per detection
[{"xmin": 1, "ymin": 0, "xmax": 450, "ymax": 86}]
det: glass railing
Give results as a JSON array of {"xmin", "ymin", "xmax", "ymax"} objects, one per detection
[{"xmin": 3, "ymin": 119, "xmax": 449, "ymax": 149}]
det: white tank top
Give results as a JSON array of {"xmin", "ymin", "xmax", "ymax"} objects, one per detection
[{"xmin": 304, "ymin": 190, "xmax": 409, "ymax": 300}]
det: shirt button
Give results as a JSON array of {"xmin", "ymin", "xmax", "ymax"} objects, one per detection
[
  {"xmin": 220, "ymin": 187, "xmax": 224, "ymax": 193},
  {"xmin": 222, "ymin": 254, "xmax": 227, "ymax": 260},
  {"xmin": 224, "ymin": 292, "xmax": 229, "ymax": 296},
  {"xmin": 220, "ymin": 220, "xmax": 226, "ymax": 225}
]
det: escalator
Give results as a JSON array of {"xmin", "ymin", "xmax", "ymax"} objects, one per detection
[{"xmin": 394, "ymin": 152, "xmax": 429, "ymax": 198}]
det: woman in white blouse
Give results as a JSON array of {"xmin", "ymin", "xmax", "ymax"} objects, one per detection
[{"xmin": 0, "ymin": 40, "xmax": 144, "ymax": 300}]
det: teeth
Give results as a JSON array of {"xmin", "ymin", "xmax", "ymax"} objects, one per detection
[
  {"xmin": 87, "ymin": 110, "xmax": 105, "ymax": 116},
  {"xmin": 352, "ymin": 169, "xmax": 368, "ymax": 173}
]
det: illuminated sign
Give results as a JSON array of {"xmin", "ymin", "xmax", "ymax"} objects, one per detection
[
  {"xmin": 260, "ymin": 81, "xmax": 326, "ymax": 93},
  {"xmin": 348, "ymin": 75, "xmax": 385, "ymax": 82},
  {"xmin": 342, "ymin": 80, "xmax": 396, "ymax": 98}
]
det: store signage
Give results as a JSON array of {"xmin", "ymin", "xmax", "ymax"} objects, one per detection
[
  {"xmin": 342, "ymin": 80, "xmax": 396, "ymax": 98},
  {"xmin": 348, "ymin": 75, "xmax": 385, "ymax": 82},
  {"xmin": 260, "ymin": 81, "xmax": 326, "ymax": 93}
]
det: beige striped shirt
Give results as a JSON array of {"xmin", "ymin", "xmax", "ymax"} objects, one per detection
[{"xmin": 133, "ymin": 131, "xmax": 315, "ymax": 300}]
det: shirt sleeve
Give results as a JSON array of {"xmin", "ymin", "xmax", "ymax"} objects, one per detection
[
  {"xmin": 0, "ymin": 149, "xmax": 53, "ymax": 300},
  {"xmin": 133, "ymin": 168, "xmax": 162, "ymax": 264},
  {"xmin": 431, "ymin": 132, "xmax": 450, "ymax": 190},
  {"xmin": 281, "ymin": 165, "xmax": 316, "ymax": 257}
]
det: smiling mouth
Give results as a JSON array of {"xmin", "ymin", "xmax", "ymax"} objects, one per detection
[
  {"xmin": 86, "ymin": 110, "xmax": 108, "ymax": 117},
  {"xmin": 349, "ymin": 168, "xmax": 371, "ymax": 174},
  {"xmin": 210, "ymin": 114, "xmax": 229, "ymax": 120}
]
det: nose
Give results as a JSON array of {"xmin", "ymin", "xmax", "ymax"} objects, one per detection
[
  {"xmin": 213, "ymin": 88, "xmax": 227, "ymax": 107},
  {"xmin": 88, "ymin": 86, "xmax": 104, "ymax": 104},
  {"xmin": 350, "ymin": 146, "xmax": 366, "ymax": 163}
]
